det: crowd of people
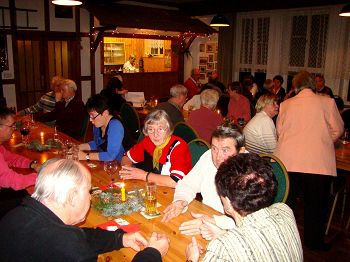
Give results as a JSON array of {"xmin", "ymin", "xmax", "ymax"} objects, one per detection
[{"xmin": 0, "ymin": 68, "xmax": 347, "ymax": 261}]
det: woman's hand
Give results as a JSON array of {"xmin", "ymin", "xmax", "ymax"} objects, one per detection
[
  {"xmin": 200, "ymin": 219, "xmax": 226, "ymax": 241},
  {"xmin": 119, "ymin": 166, "xmax": 147, "ymax": 181},
  {"xmin": 122, "ymin": 232, "xmax": 148, "ymax": 251},
  {"xmin": 185, "ymin": 237, "xmax": 203, "ymax": 262},
  {"xmin": 179, "ymin": 212, "xmax": 214, "ymax": 236}
]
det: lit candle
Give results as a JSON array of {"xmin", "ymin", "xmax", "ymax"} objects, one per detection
[
  {"xmin": 217, "ymin": 109, "xmax": 221, "ymax": 115},
  {"xmin": 121, "ymin": 183, "xmax": 126, "ymax": 202},
  {"xmin": 155, "ymin": 99, "xmax": 158, "ymax": 106},
  {"xmin": 40, "ymin": 132, "xmax": 45, "ymax": 144}
]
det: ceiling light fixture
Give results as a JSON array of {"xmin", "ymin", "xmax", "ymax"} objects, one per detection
[
  {"xmin": 210, "ymin": 14, "xmax": 230, "ymax": 27},
  {"xmin": 339, "ymin": 4, "xmax": 350, "ymax": 17},
  {"xmin": 52, "ymin": 0, "xmax": 82, "ymax": 6}
]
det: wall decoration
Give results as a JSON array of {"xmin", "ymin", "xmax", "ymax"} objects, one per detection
[
  {"xmin": 199, "ymin": 65, "xmax": 206, "ymax": 73},
  {"xmin": 207, "ymin": 63, "xmax": 214, "ymax": 70},
  {"xmin": 199, "ymin": 73, "xmax": 206, "ymax": 80},
  {"xmin": 208, "ymin": 54, "xmax": 214, "ymax": 63},
  {"xmin": 199, "ymin": 44, "xmax": 205, "ymax": 52},
  {"xmin": 206, "ymin": 43, "xmax": 215, "ymax": 53},
  {"xmin": 214, "ymin": 53, "xmax": 217, "ymax": 62},
  {"xmin": 199, "ymin": 57, "xmax": 208, "ymax": 64}
]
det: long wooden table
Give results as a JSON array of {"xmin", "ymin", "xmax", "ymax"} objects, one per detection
[
  {"xmin": 5, "ymin": 121, "xmax": 220, "ymax": 262},
  {"xmin": 335, "ymin": 141, "xmax": 350, "ymax": 172}
]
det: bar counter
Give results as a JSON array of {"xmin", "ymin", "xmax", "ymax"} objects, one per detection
[{"xmin": 103, "ymin": 71, "xmax": 179, "ymax": 100}]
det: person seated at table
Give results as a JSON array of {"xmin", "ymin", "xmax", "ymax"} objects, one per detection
[
  {"xmin": 0, "ymin": 107, "xmax": 40, "ymax": 218},
  {"xmin": 18, "ymin": 75, "xmax": 65, "ymax": 116},
  {"xmin": 38, "ymin": 79, "xmax": 85, "ymax": 140},
  {"xmin": 227, "ymin": 81, "xmax": 251, "ymax": 124},
  {"xmin": 123, "ymin": 54, "xmax": 137, "ymax": 72},
  {"xmin": 243, "ymin": 94, "xmax": 278, "ymax": 154},
  {"xmin": 100, "ymin": 74, "xmax": 127, "ymax": 114},
  {"xmin": 187, "ymin": 89, "xmax": 222, "ymax": 143},
  {"xmin": 120, "ymin": 109, "xmax": 192, "ymax": 188},
  {"xmin": 185, "ymin": 153, "xmax": 303, "ymax": 262},
  {"xmin": 155, "ymin": 84, "xmax": 187, "ymax": 125},
  {"xmin": 78, "ymin": 94, "xmax": 125, "ymax": 162},
  {"xmin": 0, "ymin": 158, "xmax": 169, "ymax": 261},
  {"xmin": 162, "ymin": 123, "xmax": 245, "ymax": 222}
]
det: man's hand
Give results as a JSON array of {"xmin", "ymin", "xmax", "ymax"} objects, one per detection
[
  {"xmin": 179, "ymin": 212, "xmax": 215, "ymax": 236},
  {"xmin": 162, "ymin": 200, "xmax": 188, "ymax": 223},
  {"xmin": 148, "ymin": 232, "xmax": 170, "ymax": 256},
  {"xmin": 185, "ymin": 237, "xmax": 203, "ymax": 262},
  {"xmin": 122, "ymin": 232, "xmax": 148, "ymax": 251},
  {"xmin": 200, "ymin": 219, "xmax": 226, "ymax": 241}
]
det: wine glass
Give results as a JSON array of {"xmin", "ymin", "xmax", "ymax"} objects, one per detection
[
  {"xmin": 19, "ymin": 122, "xmax": 30, "ymax": 146},
  {"xmin": 30, "ymin": 113, "xmax": 37, "ymax": 129},
  {"xmin": 104, "ymin": 161, "xmax": 119, "ymax": 188}
]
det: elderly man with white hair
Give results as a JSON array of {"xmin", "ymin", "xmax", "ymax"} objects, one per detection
[
  {"xmin": 188, "ymin": 89, "xmax": 222, "ymax": 143},
  {"xmin": 38, "ymin": 79, "xmax": 85, "ymax": 140},
  {"xmin": 155, "ymin": 84, "xmax": 188, "ymax": 125},
  {"xmin": 0, "ymin": 159, "xmax": 169, "ymax": 261}
]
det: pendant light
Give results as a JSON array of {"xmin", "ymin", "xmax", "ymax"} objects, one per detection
[
  {"xmin": 339, "ymin": 4, "xmax": 350, "ymax": 17},
  {"xmin": 52, "ymin": 0, "xmax": 82, "ymax": 6},
  {"xmin": 210, "ymin": 14, "xmax": 230, "ymax": 27}
]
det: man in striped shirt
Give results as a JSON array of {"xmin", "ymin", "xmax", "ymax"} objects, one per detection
[
  {"xmin": 19, "ymin": 76, "xmax": 64, "ymax": 116},
  {"xmin": 185, "ymin": 153, "xmax": 303, "ymax": 262}
]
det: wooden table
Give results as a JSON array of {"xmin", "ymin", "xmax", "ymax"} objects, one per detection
[
  {"xmin": 5, "ymin": 121, "xmax": 220, "ymax": 262},
  {"xmin": 335, "ymin": 141, "xmax": 350, "ymax": 172}
]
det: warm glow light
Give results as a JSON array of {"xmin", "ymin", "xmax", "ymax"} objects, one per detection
[
  {"xmin": 51, "ymin": 0, "xmax": 82, "ymax": 6},
  {"xmin": 40, "ymin": 132, "xmax": 44, "ymax": 137},
  {"xmin": 210, "ymin": 14, "xmax": 230, "ymax": 27}
]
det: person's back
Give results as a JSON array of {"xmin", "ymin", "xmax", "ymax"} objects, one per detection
[{"xmin": 204, "ymin": 203, "xmax": 302, "ymax": 262}]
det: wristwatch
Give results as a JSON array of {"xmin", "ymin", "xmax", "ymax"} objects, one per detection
[{"xmin": 85, "ymin": 153, "xmax": 90, "ymax": 161}]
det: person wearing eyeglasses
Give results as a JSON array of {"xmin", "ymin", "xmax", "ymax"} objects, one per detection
[
  {"xmin": 0, "ymin": 107, "xmax": 40, "ymax": 218},
  {"xmin": 78, "ymin": 94, "xmax": 125, "ymax": 162},
  {"xmin": 120, "ymin": 110, "xmax": 192, "ymax": 188}
]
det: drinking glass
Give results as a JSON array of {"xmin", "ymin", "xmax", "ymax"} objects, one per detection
[
  {"xmin": 63, "ymin": 140, "xmax": 74, "ymax": 159},
  {"xmin": 104, "ymin": 161, "xmax": 119, "ymax": 188},
  {"xmin": 19, "ymin": 122, "xmax": 30, "ymax": 146},
  {"xmin": 144, "ymin": 182, "xmax": 158, "ymax": 216},
  {"xmin": 30, "ymin": 113, "xmax": 37, "ymax": 129}
]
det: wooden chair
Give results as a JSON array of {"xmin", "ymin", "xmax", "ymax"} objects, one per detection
[
  {"xmin": 188, "ymin": 138, "xmax": 210, "ymax": 166},
  {"xmin": 259, "ymin": 154, "xmax": 290, "ymax": 203},
  {"xmin": 120, "ymin": 103, "xmax": 141, "ymax": 141},
  {"xmin": 173, "ymin": 122, "xmax": 199, "ymax": 143},
  {"xmin": 78, "ymin": 113, "xmax": 90, "ymax": 143}
]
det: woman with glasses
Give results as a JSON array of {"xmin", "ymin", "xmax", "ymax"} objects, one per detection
[
  {"xmin": 120, "ymin": 110, "xmax": 192, "ymax": 188},
  {"xmin": 78, "ymin": 94, "xmax": 125, "ymax": 161}
]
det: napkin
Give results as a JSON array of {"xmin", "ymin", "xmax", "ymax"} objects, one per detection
[
  {"xmin": 99, "ymin": 182, "xmax": 122, "ymax": 191},
  {"xmin": 97, "ymin": 218, "xmax": 140, "ymax": 233}
]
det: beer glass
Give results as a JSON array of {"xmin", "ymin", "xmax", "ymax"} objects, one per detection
[{"xmin": 144, "ymin": 182, "xmax": 158, "ymax": 216}]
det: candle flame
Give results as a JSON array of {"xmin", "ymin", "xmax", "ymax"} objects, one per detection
[{"xmin": 121, "ymin": 182, "xmax": 125, "ymax": 188}]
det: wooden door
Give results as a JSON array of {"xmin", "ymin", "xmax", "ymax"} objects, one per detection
[{"xmin": 15, "ymin": 36, "xmax": 80, "ymax": 111}]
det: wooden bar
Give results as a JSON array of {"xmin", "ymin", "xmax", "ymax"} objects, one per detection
[{"xmin": 103, "ymin": 72, "xmax": 179, "ymax": 100}]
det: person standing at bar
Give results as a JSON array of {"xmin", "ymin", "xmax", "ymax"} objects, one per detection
[{"xmin": 123, "ymin": 54, "xmax": 137, "ymax": 73}]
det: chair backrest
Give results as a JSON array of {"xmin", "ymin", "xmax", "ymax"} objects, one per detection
[
  {"xmin": 79, "ymin": 113, "xmax": 90, "ymax": 142},
  {"xmin": 173, "ymin": 122, "xmax": 199, "ymax": 143},
  {"xmin": 120, "ymin": 103, "xmax": 141, "ymax": 140},
  {"xmin": 188, "ymin": 138, "xmax": 210, "ymax": 166},
  {"xmin": 259, "ymin": 154, "xmax": 290, "ymax": 203}
]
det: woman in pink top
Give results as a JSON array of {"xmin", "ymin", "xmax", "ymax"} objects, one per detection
[
  {"xmin": 274, "ymin": 71, "xmax": 344, "ymax": 251},
  {"xmin": 227, "ymin": 81, "xmax": 251, "ymax": 124},
  {"xmin": 0, "ymin": 107, "xmax": 39, "ymax": 217}
]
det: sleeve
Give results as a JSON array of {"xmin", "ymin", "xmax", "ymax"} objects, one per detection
[
  {"xmin": 126, "ymin": 138, "xmax": 148, "ymax": 163},
  {"xmin": 0, "ymin": 147, "xmax": 37, "ymax": 190},
  {"xmin": 327, "ymin": 99, "xmax": 344, "ymax": 142},
  {"xmin": 172, "ymin": 151, "xmax": 209, "ymax": 204},
  {"xmin": 37, "ymin": 103, "xmax": 58, "ymax": 123},
  {"xmin": 203, "ymin": 238, "xmax": 232, "ymax": 262},
  {"xmin": 88, "ymin": 127, "xmax": 98, "ymax": 150},
  {"xmin": 98, "ymin": 120, "xmax": 124, "ymax": 161},
  {"xmin": 132, "ymin": 247, "xmax": 162, "ymax": 262},
  {"xmin": 243, "ymin": 99, "xmax": 251, "ymax": 121},
  {"xmin": 23, "ymin": 96, "xmax": 45, "ymax": 114},
  {"xmin": 82, "ymin": 228, "xmax": 125, "ymax": 254},
  {"xmin": 260, "ymin": 118, "xmax": 277, "ymax": 153},
  {"xmin": 169, "ymin": 140, "xmax": 192, "ymax": 181}
]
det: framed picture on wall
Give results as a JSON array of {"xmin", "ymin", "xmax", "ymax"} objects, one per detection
[
  {"xmin": 199, "ymin": 65, "xmax": 206, "ymax": 73},
  {"xmin": 199, "ymin": 57, "xmax": 208, "ymax": 64},
  {"xmin": 206, "ymin": 43, "xmax": 215, "ymax": 53},
  {"xmin": 199, "ymin": 44, "xmax": 205, "ymax": 52},
  {"xmin": 208, "ymin": 54, "xmax": 214, "ymax": 63},
  {"xmin": 200, "ymin": 73, "xmax": 206, "ymax": 80},
  {"xmin": 207, "ymin": 63, "xmax": 214, "ymax": 70},
  {"xmin": 214, "ymin": 53, "xmax": 217, "ymax": 62}
]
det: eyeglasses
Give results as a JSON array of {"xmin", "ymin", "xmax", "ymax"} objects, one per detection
[
  {"xmin": 147, "ymin": 127, "xmax": 167, "ymax": 134},
  {"xmin": 89, "ymin": 113, "xmax": 100, "ymax": 120},
  {"xmin": 0, "ymin": 123, "xmax": 16, "ymax": 129}
]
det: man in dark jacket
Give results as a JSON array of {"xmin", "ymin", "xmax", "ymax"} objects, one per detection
[{"xmin": 0, "ymin": 158, "xmax": 169, "ymax": 261}]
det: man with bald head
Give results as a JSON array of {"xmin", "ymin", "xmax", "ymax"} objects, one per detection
[{"xmin": 0, "ymin": 159, "xmax": 169, "ymax": 261}]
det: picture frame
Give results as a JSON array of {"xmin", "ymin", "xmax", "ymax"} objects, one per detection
[
  {"xmin": 199, "ymin": 57, "xmax": 208, "ymax": 65},
  {"xmin": 199, "ymin": 44, "xmax": 205, "ymax": 53},
  {"xmin": 208, "ymin": 54, "xmax": 214, "ymax": 63},
  {"xmin": 206, "ymin": 43, "xmax": 215, "ymax": 53},
  {"xmin": 207, "ymin": 63, "xmax": 214, "ymax": 70},
  {"xmin": 199, "ymin": 73, "xmax": 206, "ymax": 80},
  {"xmin": 199, "ymin": 65, "xmax": 206, "ymax": 73}
]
